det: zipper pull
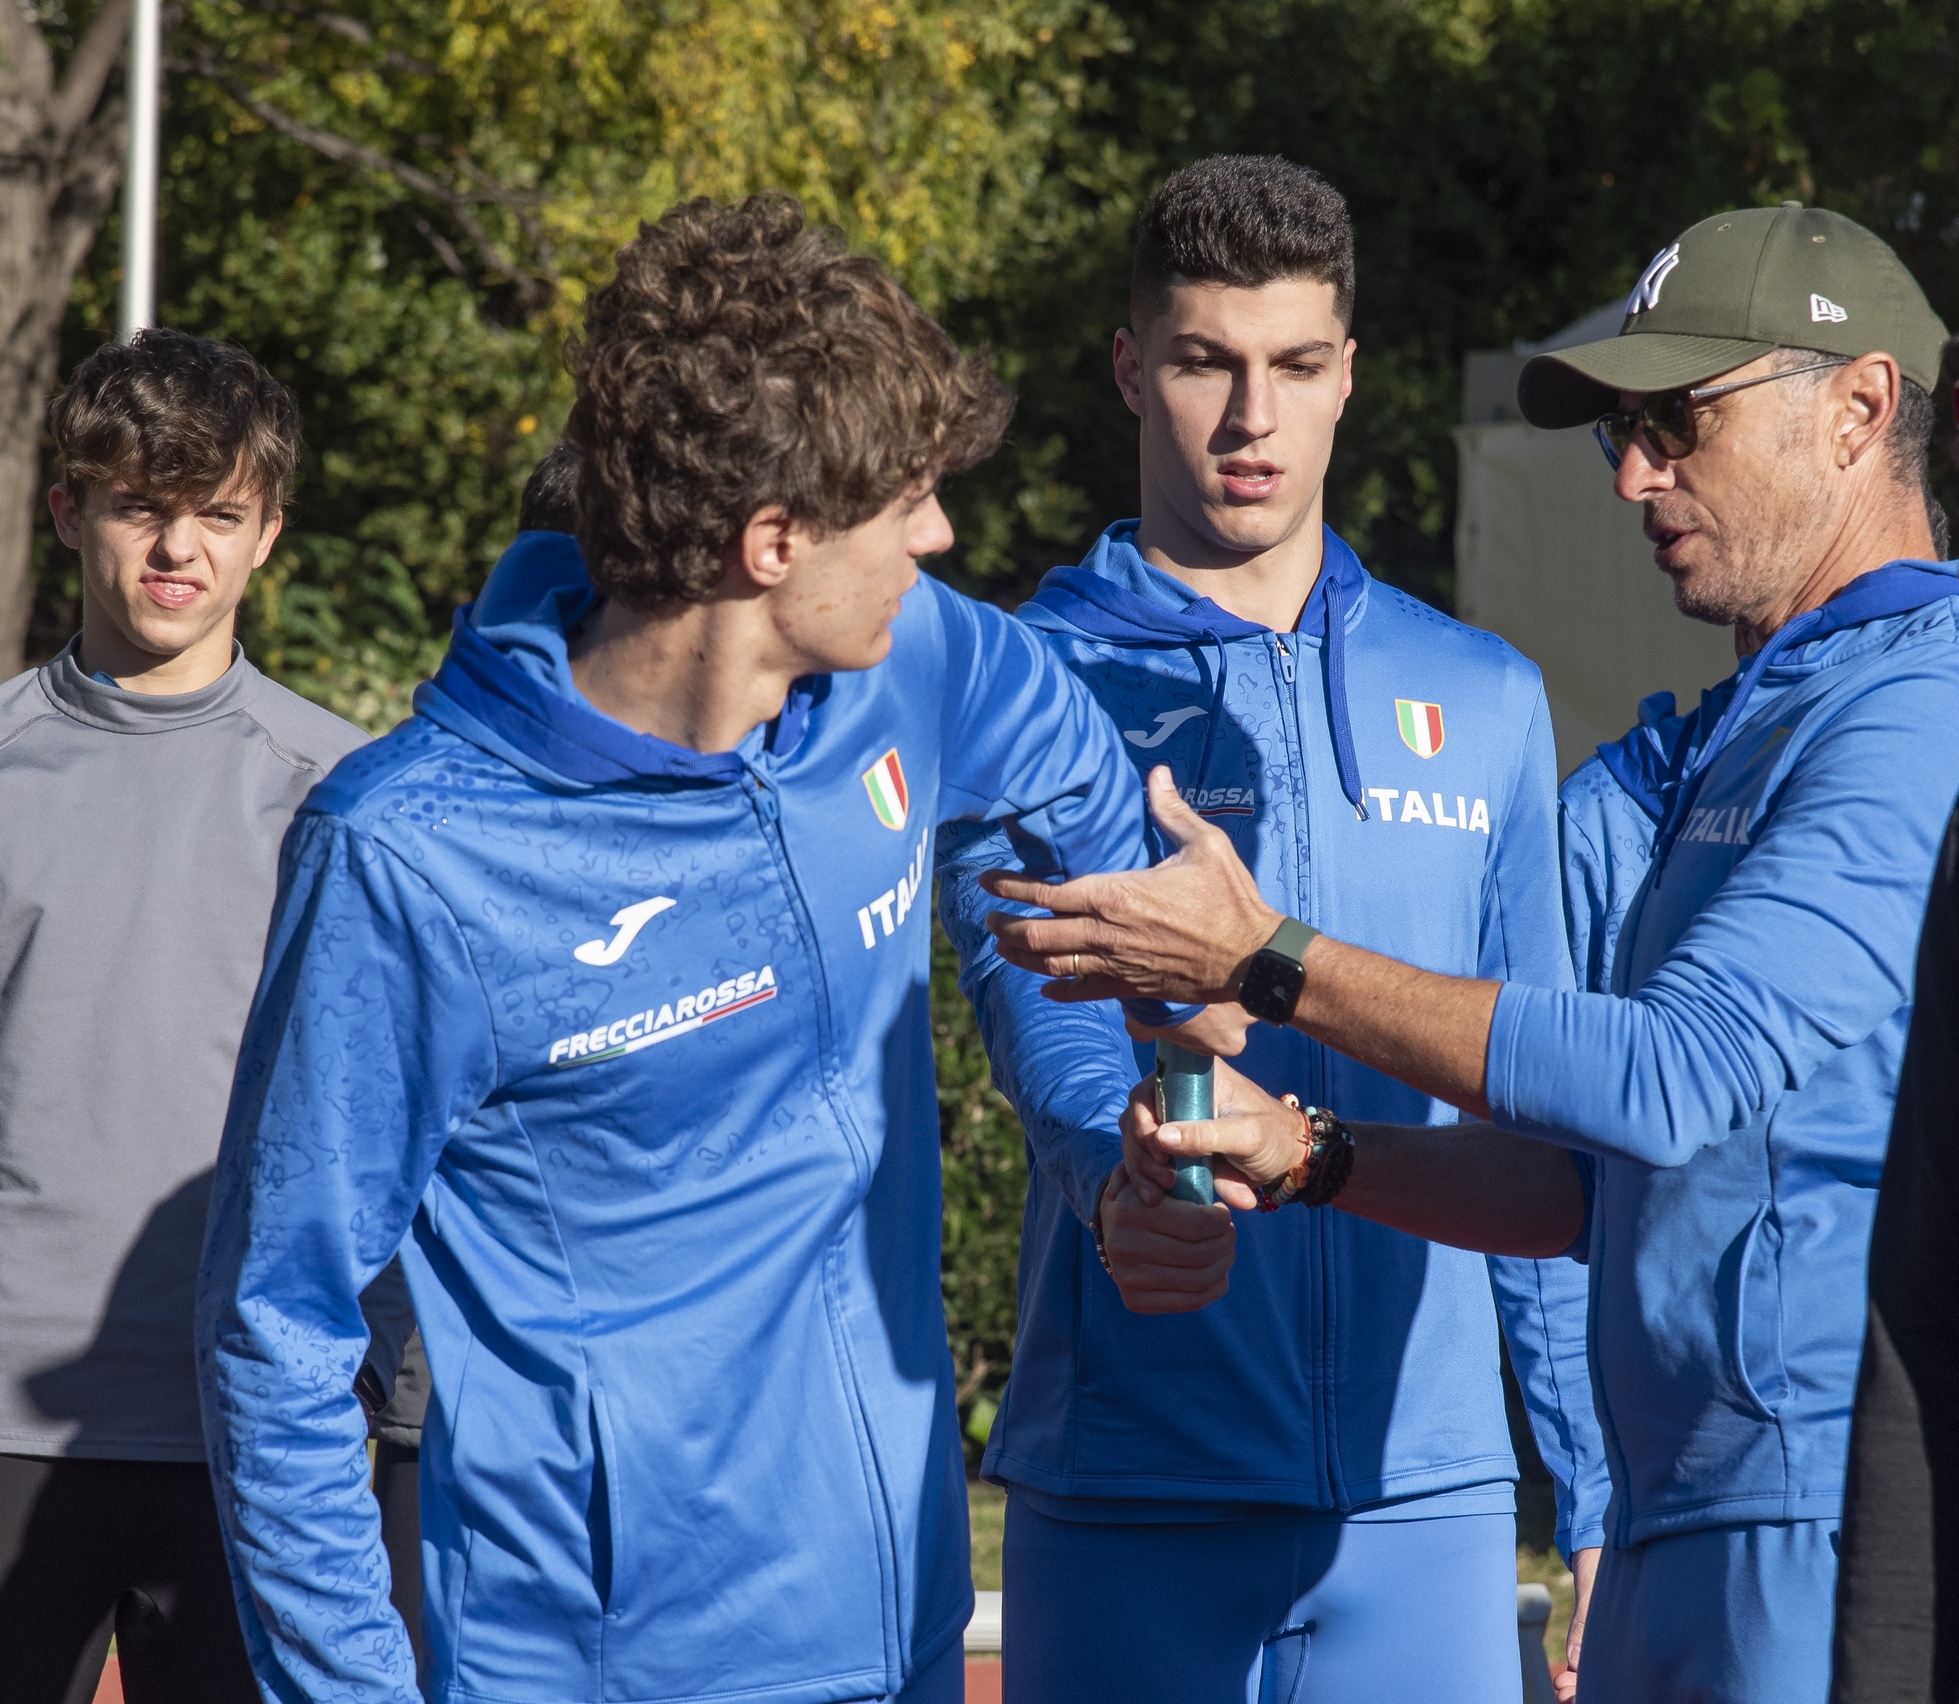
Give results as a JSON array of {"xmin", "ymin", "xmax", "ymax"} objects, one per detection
[
  {"xmin": 743, "ymin": 769, "xmax": 779, "ymax": 823},
  {"xmin": 1275, "ymin": 636, "xmax": 1295, "ymax": 683}
]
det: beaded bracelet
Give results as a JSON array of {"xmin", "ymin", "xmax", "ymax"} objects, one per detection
[{"xmin": 1256, "ymin": 1096, "xmax": 1356, "ymax": 1211}]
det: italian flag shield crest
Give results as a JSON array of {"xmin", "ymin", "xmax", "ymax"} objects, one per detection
[
  {"xmin": 862, "ymin": 748, "xmax": 910, "ymax": 830},
  {"xmin": 1395, "ymin": 699, "xmax": 1445, "ymax": 759}
]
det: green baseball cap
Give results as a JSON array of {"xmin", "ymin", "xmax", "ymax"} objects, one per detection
[{"xmin": 1518, "ymin": 203, "xmax": 1950, "ymax": 429}]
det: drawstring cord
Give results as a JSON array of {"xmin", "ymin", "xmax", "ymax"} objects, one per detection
[
  {"xmin": 1184, "ymin": 572, "xmax": 1367, "ymax": 823},
  {"xmin": 1189, "ymin": 631, "xmax": 1232, "ymax": 790},
  {"xmin": 1318, "ymin": 576, "xmax": 1367, "ymax": 820}
]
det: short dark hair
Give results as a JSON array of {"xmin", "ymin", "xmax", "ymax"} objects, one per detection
[
  {"xmin": 50, "ymin": 329, "xmax": 300, "ymax": 517},
  {"xmin": 1774, "ymin": 345, "xmax": 1945, "ymax": 550},
  {"xmin": 566, "ymin": 194, "xmax": 1013, "ymax": 609},
  {"xmin": 519, "ymin": 441, "xmax": 579, "ymax": 535},
  {"xmin": 1131, "ymin": 156, "xmax": 1356, "ymax": 332}
]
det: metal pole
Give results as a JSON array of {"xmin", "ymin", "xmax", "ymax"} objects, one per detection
[{"xmin": 118, "ymin": 0, "xmax": 162, "ymax": 342}]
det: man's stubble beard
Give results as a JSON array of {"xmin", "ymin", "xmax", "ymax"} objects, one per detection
[{"xmin": 1653, "ymin": 466, "xmax": 1832, "ymax": 631}]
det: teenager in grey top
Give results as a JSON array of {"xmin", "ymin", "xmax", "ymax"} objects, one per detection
[{"xmin": 0, "ymin": 329, "xmax": 410, "ymax": 1703}]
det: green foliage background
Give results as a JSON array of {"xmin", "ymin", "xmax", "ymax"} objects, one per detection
[{"xmin": 27, "ymin": 0, "xmax": 1959, "ymax": 1446}]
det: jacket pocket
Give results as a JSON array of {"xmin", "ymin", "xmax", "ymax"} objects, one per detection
[
  {"xmin": 589, "ymin": 1382, "xmax": 626, "ymax": 1618},
  {"xmin": 1728, "ymin": 1203, "xmax": 1787, "ymax": 1423},
  {"xmin": 1257, "ymin": 1620, "xmax": 1312, "ymax": 1704}
]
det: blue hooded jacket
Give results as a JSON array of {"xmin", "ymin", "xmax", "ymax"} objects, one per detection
[
  {"xmin": 938, "ymin": 523, "xmax": 1611, "ymax": 1553},
  {"xmin": 1496, "ymin": 562, "xmax": 1959, "ymax": 1547},
  {"xmin": 196, "ymin": 533, "xmax": 1156, "ymax": 1704}
]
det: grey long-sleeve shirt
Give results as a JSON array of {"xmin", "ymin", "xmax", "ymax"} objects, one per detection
[{"xmin": 0, "ymin": 639, "xmax": 401, "ymax": 1459}]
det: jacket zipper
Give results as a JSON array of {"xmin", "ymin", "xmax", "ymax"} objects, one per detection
[
  {"xmin": 743, "ymin": 765, "xmax": 903, "ymax": 1668},
  {"xmin": 1269, "ymin": 631, "xmax": 1338, "ymax": 1507},
  {"xmin": 743, "ymin": 769, "xmax": 872, "ymax": 1181}
]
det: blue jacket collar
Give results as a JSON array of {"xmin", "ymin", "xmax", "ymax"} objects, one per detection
[
  {"xmin": 1648, "ymin": 558, "xmax": 1959, "ymax": 856},
  {"xmin": 1022, "ymin": 521, "xmax": 1372, "ymax": 819},
  {"xmin": 1595, "ymin": 686, "xmax": 1732, "ymax": 826},
  {"xmin": 415, "ymin": 531, "xmax": 816, "ymax": 787},
  {"xmin": 1024, "ymin": 520, "xmax": 1365, "ymax": 644}
]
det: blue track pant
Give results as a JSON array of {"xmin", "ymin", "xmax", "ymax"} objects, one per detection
[
  {"xmin": 1001, "ymin": 1495, "xmax": 1524, "ymax": 1704},
  {"xmin": 1576, "ymin": 1519, "xmax": 1837, "ymax": 1704}
]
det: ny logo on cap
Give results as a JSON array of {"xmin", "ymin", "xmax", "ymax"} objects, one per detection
[
  {"xmin": 1810, "ymin": 293, "xmax": 1848, "ymax": 324},
  {"xmin": 1626, "ymin": 243, "xmax": 1681, "ymax": 316}
]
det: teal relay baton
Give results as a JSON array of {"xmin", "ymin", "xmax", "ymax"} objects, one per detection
[{"xmin": 1154, "ymin": 1041, "xmax": 1216, "ymax": 1205}]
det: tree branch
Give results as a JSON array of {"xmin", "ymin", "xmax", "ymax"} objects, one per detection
[
  {"xmin": 410, "ymin": 212, "xmax": 465, "ymax": 278},
  {"xmin": 954, "ymin": 1356, "xmax": 994, "ymax": 1407},
  {"xmin": 0, "ymin": 1, "xmax": 56, "ymax": 110},
  {"xmin": 50, "ymin": 0, "xmax": 132, "ymax": 149},
  {"xmin": 47, "ymin": 92, "xmax": 130, "ymax": 284},
  {"xmin": 238, "ymin": 1, "xmax": 440, "ymax": 78},
  {"xmin": 175, "ymin": 42, "xmax": 552, "ymax": 310},
  {"xmin": 316, "ymin": 14, "xmax": 438, "ymax": 77}
]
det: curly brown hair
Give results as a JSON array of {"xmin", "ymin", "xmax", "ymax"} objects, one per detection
[
  {"xmin": 566, "ymin": 194, "xmax": 1013, "ymax": 609},
  {"xmin": 51, "ymin": 329, "xmax": 301, "ymax": 518}
]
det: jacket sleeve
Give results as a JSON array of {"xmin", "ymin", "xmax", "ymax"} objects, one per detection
[
  {"xmin": 929, "ymin": 578, "xmax": 1148, "ymax": 876},
  {"xmin": 1475, "ymin": 682, "xmax": 1611, "ymax": 1558},
  {"xmin": 938, "ymin": 823, "xmax": 1136, "ymax": 1227},
  {"xmin": 1829, "ymin": 800, "xmax": 1959, "ymax": 1703},
  {"xmin": 927, "ymin": 582, "xmax": 1153, "ymax": 1227},
  {"xmin": 1488, "ymin": 664, "xmax": 1959, "ymax": 1165},
  {"xmin": 196, "ymin": 813, "xmax": 499, "ymax": 1703}
]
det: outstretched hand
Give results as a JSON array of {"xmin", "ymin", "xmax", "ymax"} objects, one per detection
[
  {"xmin": 982, "ymin": 766, "xmax": 1282, "ymax": 1007},
  {"xmin": 1118, "ymin": 1055, "xmax": 1308, "ymax": 1213}
]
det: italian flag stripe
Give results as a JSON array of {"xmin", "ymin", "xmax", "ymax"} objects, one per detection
[
  {"xmin": 1397, "ymin": 700, "xmax": 1444, "ymax": 758},
  {"xmin": 863, "ymin": 749, "xmax": 908, "ymax": 829}
]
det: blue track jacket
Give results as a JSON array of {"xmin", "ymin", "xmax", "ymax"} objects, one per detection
[
  {"xmin": 1501, "ymin": 561, "xmax": 1959, "ymax": 1547},
  {"xmin": 938, "ymin": 522, "xmax": 1609, "ymax": 1553},
  {"xmin": 196, "ymin": 533, "xmax": 1153, "ymax": 1704}
]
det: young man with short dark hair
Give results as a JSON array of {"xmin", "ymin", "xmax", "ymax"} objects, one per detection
[
  {"xmin": 197, "ymin": 195, "xmax": 1159, "ymax": 1704},
  {"xmin": 0, "ymin": 330, "xmax": 408, "ymax": 1703},
  {"xmin": 938, "ymin": 155, "xmax": 1607, "ymax": 1702}
]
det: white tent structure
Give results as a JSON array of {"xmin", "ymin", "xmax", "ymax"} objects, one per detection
[{"xmin": 1454, "ymin": 305, "xmax": 1737, "ymax": 777}]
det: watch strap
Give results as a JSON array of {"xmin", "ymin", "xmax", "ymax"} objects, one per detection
[{"xmin": 1263, "ymin": 916, "xmax": 1320, "ymax": 966}]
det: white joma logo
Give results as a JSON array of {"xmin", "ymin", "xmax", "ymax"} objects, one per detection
[
  {"xmin": 1124, "ymin": 707, "xmax": 1208, "ymax": 749},
  {"xmin": 574, "ymin": 895, "xmax": 676, "ymax": 966}
]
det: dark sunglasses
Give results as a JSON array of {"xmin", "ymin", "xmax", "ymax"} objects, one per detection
[{"xmin": 1593, "ymin": 358, "xmax": 1847, "ymax": 469}]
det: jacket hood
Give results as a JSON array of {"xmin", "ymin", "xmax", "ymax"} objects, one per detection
[
  {"xmin": 1023, "ymin": 522, "xmax": 1372, "ymax": 818},
  {"xmin": 414, "ymin": 531, "xmax": 814, "ymax": 787},
  {"xmin": 1594, "ymin": 686, "xmax": 1732, "ymax": 827}
]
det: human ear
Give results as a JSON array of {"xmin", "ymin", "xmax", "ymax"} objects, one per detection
[
  {"xmin": 731, "ymin": 506, "xmax": 797, "ymax": 590},
  {"xmin": 250, "ymin": 505, "xmax": 285, "ymax": 570},
  {"xmin": 1836, "ymin": 353, "xmax": 1899, "ymax": 470},
  {"xmin": 48, "ymin": 484, "xmax": 83, "ymax": 549},
  {"xmin": 1112, "ymin": 328, "xmax": 1147, "ymax": 421}
]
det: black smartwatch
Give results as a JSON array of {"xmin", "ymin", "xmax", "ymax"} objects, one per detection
[{"xmin": 1237, "ymin": 916, "xmax": 1319, "ymax": 1026}]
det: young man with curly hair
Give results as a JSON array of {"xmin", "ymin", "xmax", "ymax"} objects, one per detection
[
  {"xmin": 197, "ymin": 195, "xmax": 1161, "ymax": 1704},
  {"xmin": 0, "ymin": 330, "xmax": 411, "ymax": 1703}
]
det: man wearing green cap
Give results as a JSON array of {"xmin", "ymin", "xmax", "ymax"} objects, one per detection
[{"xmin": 975, "ymin": 201, "xmax": 1957, "ymax": 1703}]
